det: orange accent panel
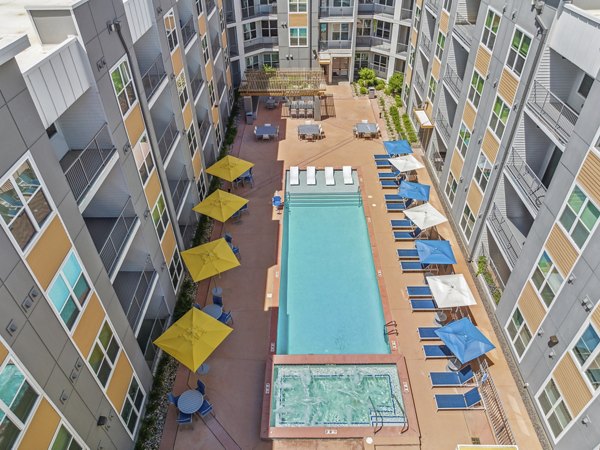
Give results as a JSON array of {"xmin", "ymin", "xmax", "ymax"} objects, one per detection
[
  {"xmin": 592, "ymin": 304, "xmax": 600, "ymax": 330},
  {"xmin": 124, "ymin": 104, "xmax": 145, "ymax": 147},
  {"xmin": 0, "ymin": 341, "xmax": 7, "ymax": 365},
  {"xmin": 26, "ymin": 216, "xmax": 70, "ymax": 290},
  {"xmin": 289, "ymin": 13, "xmax": 308, "ymax": 27},
  {"xmin": 73, "ymin": 293, "xmax": 105, "ymax": 357},
  {"xmin": 554, "ymin": 353, "xmax": 592, "ymax": 416},
  {"xmin": 226, "ymin": 67, "xmax": 232, "ymax": 87},
  {"xmin": 221, "ymin": 30, "xmax": 227, "ymax": 49},
  {"xmin": 439, "ymin": 11, "xmax": 449, "ymax": 34},
  {"xmin": 450, "ymin": 150, "xmax": 463, "ymax": 179},
  {"xmin": 463, "ymin": 102, "xmax": 476, "ymax": 130},
  {"xmin": 424, "ymin": 102, "xmax": 433, "ymax": 120},
  {"xmin": 577, "ymin": 151, "xmax": 600, "ymax": 205},
  {"xmin": 212, "ymin": 106, "xmax": 220, "ymax": 126},
  {"xmin": 192, "ymin": 150, "xmax": 202, "ymax": 179},
  {"xmin": 546, "ymin": 224, "xmax": 578, "ymax": 276},
  {"xmin": 171, "ymin": 47, "xmax": 183, "ymax": 77},
  {"xmin": 205, "ymin": 61, "xmax": 213, "ymax": 80},
  {"xmin": 145, "ymin": 171, "xmax": 162, "ymax": 210},
  {"xmin": 475, "ymin": 45, "xmax": 491, "ymax": 76},
  {"xmin": 518, "ymin": 281, "xmax": 546, "ymax": 332},
  {"xmin": 217, "ymin": 0, "xmax": 223, "ymax": 9},
  {"xmin": 432, "ymin": 58, "xmax": 441, "ymax": 80},
  {"xmin": 411, "ymin": 29, "xmax": 418, "ymax": 47},
  {"xmin": 183, "ymin": 102, "xmax": 193, "ymax": 129},
  {"xmin": 499, "ymin": 68, "xmax": 519, "ymax": 106},
  {"xmin": 18, "ymin": 399, "xmax": 60, "ymax": 449},
  {"xmin": 161, "ymin": 223, "xmax": 177, "ymax": 261},
  {"xmin": 466, "ymin": 181, "xmax": 483, "ymax": 214},
  {"xmin": 482, "ymin": 129, "xmax": 500, "ymax": 163},
  {"xmin": 405, "ymin": 66, "xmax": 412, "ymax": 85},
  {"xmin": 415, "ymin": 0, "xmax": 423, "ymax": 7},
  {"xmin": 198, "ymin": 17, "xmax": 207, "ymax": 35},
  {"xmin": 107, "ymin": 353, "xmax": 134, "ymax": 412}
]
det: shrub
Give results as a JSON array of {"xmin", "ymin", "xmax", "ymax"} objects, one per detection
[
  {"xmin": 395, "ymin": 94, "xmax": 403, "ymax": 108},
  {"xmin": 384, "ymin": 86, "xmax": 392, "ymax": 95},
  {"xmin": 375, "ymin": 79, "xmax": 386, "ymax": 90},
  {"xmin": 388, "ymin": 71, "xmax": 404, "ymax": 95},
  {"xmin": 358, "ymin": 67, "xmax": 377, "ymax": 86},
  {"xmin": 402, "ymin": 113, "xmax": 418, "ymax": 144},
  {"xmin": 360, "ymin": 86, "xmax": 368, "ymax": 95}
]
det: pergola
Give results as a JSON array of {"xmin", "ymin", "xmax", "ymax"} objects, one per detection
[{"xmin": 238, "ymin": 68, "xmax": 327, "ymax": 97}]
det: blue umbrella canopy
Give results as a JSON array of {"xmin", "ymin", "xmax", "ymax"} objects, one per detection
[
  {"xmin": 415, "ymin": 240, "xmax": 457, "ymax": 264},
  {"xmin": 398, "ymin": 181, "xmax": 430, "ymax": 202},
  {"xmin": 434, "ymin": 318, "xmax": 495, "ymax": 364},
  {"xmin": 384, "ymin": 140, "xmax": 413, "ymax": 156}
]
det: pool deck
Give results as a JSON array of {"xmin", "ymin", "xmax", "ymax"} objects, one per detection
[{"xmin": 159, "ymin": 84, "xmax": 542, "ymax": 450}]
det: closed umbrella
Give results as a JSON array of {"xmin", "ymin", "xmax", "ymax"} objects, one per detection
[
  {"xmin": 206, "ymin": 155, "xmax": 254, "ymax": 182},
  {"xmin": 388, "ymin": 155, "xmax": 424, "ymax": 173},
  {"xmin": 181, "ymin": 238, "xmax": 240, "ymax": 282},
  {"xmin": 404, "ymin": 203, "xmax": 447, "ymax": 230},
  {"xmin": 384, "ymin": 140, "xmax": 413, "ymax": 156},
  {"xmin": 415, "ymin": 240, "xmax": 457, "ymax": 264},
  {"xmin": 398, "ymin": 181, "xmax": 430, "ymax": 202},
  {"xmin": 427, "ymin": 274, "xmax": 476, "ymax": 308},
  {"xmin": 434, "ymin": 317, "xmax": 495, "ymax": 365},
  {"xmin": 193, "ymin": 189, "xmax": 248, "ymax": 222}
]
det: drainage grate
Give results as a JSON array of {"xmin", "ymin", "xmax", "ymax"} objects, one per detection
[{"xmin": 471, "ymin": 437, "xmax": 481, "ymax": 445}]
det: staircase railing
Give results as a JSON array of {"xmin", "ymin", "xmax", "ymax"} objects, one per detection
[{"xmin": 369, "ymin": 396, "xmax": 383, "ymax": 434}]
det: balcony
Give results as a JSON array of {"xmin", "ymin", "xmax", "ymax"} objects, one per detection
[
  {"xmin": 396, "ymin": 43, "xmax": 408, "ymax": 58},
  {"xmin": 436, "ymin": 113, "xmax": 451, "ymax": 143},
  {"xmin": 242, "ymin": 2, "xmax": 277, "ymax": 19},
  {"xmin": 426, "ymin": 0, "xmax": 441, "ymax": 14},
  {"xmin": 319, "ymin": 3, "xmax": 354, "ymax": 17},
  {"xmin": 137, "ymin": 301, "xmax": 169, "ymax": 369},
  {"xmin": 86, "ymin": 198, "xmax": 139, "ymax": 277},
  {"xmin": 453, "ymin": 12, "xmax": 475, "ymax": 48},
  {"xmin": 191, "ymin": 68, "xmax": 205, "ymax": 100},
  {"xmin": 357, "ymin": 1, "xmax": 394, "ymax": 16},
  {"xmin": 169, "ymin": 167, "xmax": 190, "ymax": 214},
  {"xmin": 225, "ymin": 9, "xmax": 235, "ymax": 23},
  {"xmin": 114, "ymin": 270, "xmax": 157, "ymax": 331},
  {"xmin": 211, "ymin": 35, "xmax": 221, "ymax": 59},
  {"xmin": 356, "ymin": 36, "xmax": 392, "ymax": 51},
  {"xmin": 443, "ymin": 65, "xmax": 462, "ymax": 98},
  {"xmin": 217, "ymin": 74, "xmax": 226, "ymax": 99},
  {"xmin": 319, "ymin": 40, "xmax": 352, "ymax": 51},
  {"xmin": 181, "ymin": 16, "xmax": 196, "ymax": 48},
  {"xmin": 487, "ymin": 203, "xmax": 523, "ymax": 268},
  {"xmin": 229, "ymin": 43, "xmax": 239, "ymax": 57},
  {"xmin": 420, "ymin": 33, "xmax": 432, "ymax": 55},
  {"xmin": 430, "ymin": 140, "xmax": 445, "ymax": 179},
  {"xmin": 526, "ymin": 80, "xmax": 579, "ymax": 145},
  {"xmin": 206, "ymin": 0, "xmax": 216, "ymax": 15},
  {"xmin": 157, "ymin": 116, "xmax": 179, "ymax": 163},
  {"xmin": 505, "ymin": 149, "xmax": 547, "ymax": 213},
  {"xmin": 60, "ymin": 124, "xmax": 116, "ymax": 204},
  {"xmin": 399, "ymin": 7, "xmax": 412, "ymax": 21},
  {"xmin": 243, "ymin": 36, "xmax": 278, "ymax": 53},
  {"xmin": 198, "ymin": 118, "xmax": 211, "ymax": 144},
  {"xmin": 415, "ymin": 73, "xmax": 425, "ymax": 96},
  {"xmin": 141, "ymin": 55, "xmax": 167, "ymax": 101}
]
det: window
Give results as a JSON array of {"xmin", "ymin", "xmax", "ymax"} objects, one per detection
[
  {"xmin": 489, "ymin": 96, "xmax": 510, "ymax": 140},
  {"xmin": 506, "ymin": 29, "xmax": 531, "ymax": 76},
  {"xmin": 482, "ymin": 9, "xmax": 500, "ymax": 51},
  {"xmin": 531, "ymin": 251, "xmax": 563, "ymax": 307},
  {"xmin": 474, "ymin": 152, "xmax": 492, "ymax": 191},
  {"xmin": 208, "ymin": 80, "xmax": 216, "ymax": 105},
  {"xmin": 538, "ymin": 380, "xmax": 571, "ymax": 438},
  {"xmin": 187, "ymin": 126, "xmax": 198, "ymax": 156},
  {"xmin": 245, "ymin": 55, "xmax": 259, "ymax": 70},
  {"xmin": 356, "ymin": 19, "xmax": 371, "ymax": 36},
  {"xmin": 121, "ymin": 376, "xmax": 145, "ymax": 433},
  {"xmin": 408, "ymin": 46, "xmax": 415, "ymax": 67},
  {"xmin": 427, "ymin": 77, "xmax": 437, "ymax": 101},
  {"xmin": 51, "ymin": 425, "xmax": 83, "ymax": 450},
  {"xmin": 152, "ymin": 194, "xmax": 169, "ymax": 240},
  {"xmin": 435, "ymin": 32, "xmax": 446, "ymax": 60},
  {"xmin": 332, "ymin": 23, "xmax": 349, "ymax": 41},
  {"xmin": 413, "ymin": 6, "xmax": 421, "ymax": 29},
  {"xmin": 261, "ymin": 20, "xmax": 278, "ymax": 37},
  {"xmin": 0, "ymin": 361, "xmax": 39, "ymax": 449},
  {"xmin": 445, "ymin": 172, "xmax": 458, "ymax": 204},
  {"xmin": 457, "ymin": 122, "xmax": 471, "ymax": 157},
  {"xmin": 164, "ymin": 11, "xmax": 178, "ymax": 52},
  {"xmin": 198, "ymin": 171, "xmax": 208, "ymax": 200},
  {"xmin": 195, "ymin": 0, "xmax": 202, "ymax": 15},
  {"xmin": 375, "ymin": 21, "xmax": 391, "ymax": 40},
  {"xmin": 290, "ymin": 27, "xmax": 307, "ymax": 46},
  {"xmin": 354, "ymin": 52, "xmax": 369, "ymax": 70},
  {"xmin": 263, "ymin": 53, "xmax": 279, "ymax": 68},
  {"xmin": 0, "ymin": 160, "xmax": 52, "ymax": 251},
  {"xmin": 289, "ymin": 0, "xmax": 307, "ymax": 12},
  {"xmin": 507, "ymin": 308, "xmax": 532, "ymax": 357},
  {"xmin": 578, "ymin": 74, "xmax": 594, "ymax": 99},
  {"xmin": 443, "ymin": 0, "xmax": 452, "ymax": 11},
  {"xmin": 170, "ymin": 248, "xmax": 184, "ymax": 289},
  {"xmin": 176, "ymin": 72, "xmax": 189, "ymax": 109},
  {"xmin": 216, "ymin": 125, "xmax": 223, "ymax": 147},
  {"xmin": 243, "ymin": 22, "xmax": 257, "ymax": 41},
  {"xmin": 467, "ymin": 71, "xmax": 484, "ymax": 108},
  {"xmin": 48, "ymin": 251, "xmax": 91, "ymax": 330},
  {"xmin": 460, "ymin": 204, "xmax": 475, "ymax": 239},
  {"xmin": 219, "ymin": 8, "xmax": 225, "ymax": 32},
  {"xmin": 559, "ymin": 185, "xmax": 600, "ymax": 249},
  {"xmin": 132, "ymin": 134, "xmax": 155, "ymax": 185},
  {"xmin": 201, "ymin": 35, "xmax": 210, "ymax": 63},
  {"xmin": 334, "ymin": 0, "xmax": 352, "ymax": 5},
  {"xmin": 573, "ymin": 324, "xmax": 600, "ymax": 388},
  {"xmin": 88, "ymin": 321, "xmax": 120, "ymax": 387},
  {"xmin": 373, "ymin": 54, "xmax": 388, "ymax": 73},
  {"xmin": 111, "ymin": 60, "xmax": 137, "ymax": 116}
]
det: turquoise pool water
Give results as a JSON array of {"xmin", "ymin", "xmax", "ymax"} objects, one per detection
[{"xmin": 277, "ymin": 193, "xmax": 389, "ymax": 354}]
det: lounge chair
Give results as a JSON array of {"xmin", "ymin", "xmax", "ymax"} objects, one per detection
[
  {"xmin": 385, "ymin": 194, "xmax": 410, "ymax": 203},
  {"xmin": 198, "ymin": 399, "xmax": 214, "ymax": 417},
  {"xmin": 418, "ymin": 327, "xmax": 441, "ymax": 340},
  {"xmin": 218, "ymin": 310, "xmax": 233, "ymax": 324},
  {"xmin": 290, "ymin": 166, "xmax": 300, "ymax": 185},
  {"xmin": 177, "ymin": 411, "xmax": 193, "ymax": 425},
  {"xmin": 196, "ymin": 380, "xmax": 206, "ymax": 395},
  {"xmin": 375, "ymin": 160, "xmax": 392, "ymax": 168},
  {"xmin": 393, "ymin": 227, "xmax": 421, "ymax": 240},
  {"xmin": 435, "ymin": 387, "xmax": 483, "ymax": 410},
  {"xmin": 410, "ymin": 299, "xmax": 438, "ymax": 311},
  {"xmin": 325, "ymin": 167, "xmax": 335, "ymax": 186},
  {"xmin": 424, "ymin": 344, "xmax": 453, "ymax": 359},
  {"xmin": 373, "ymin": 154, "xmax": 391, "ymax": 160},
  {"xmin": 390, "ymin": 219, "xmax": 413, "ymax": 229},
  {"xmin": 307, "ymin": 166, "xmax": 316, "ymax": 185},
  {"xmin": 397, "ymin": 249, "xmax": 419, "ymax": 260},
  {"xmin": 380, "ymin": 179, "xmax": 400, "ymax": 189},
  {"xmin": 386, "ymin": 199, "xmax": 413, "ymax": 212},
  {"xmin": 430, "ymin": 366, "xmax": 475, "ymax": 387},
  {"xmin": 342, "ymin": 166, "xmax": 353, "ymax": 185},
  {"xmin": 401, "ymin": 261, "xmax": 429, "ymax": 272},
  {"xmin": 168, "ymin": 393, "xmax": 180, "ymax": 406},
  {"xmin": 379, "ymin": 171, "xmax": 401, "ymax": 179},
  {"xmin": 407, "ymin": 285, "xmax": 432, "ymax": 297}
]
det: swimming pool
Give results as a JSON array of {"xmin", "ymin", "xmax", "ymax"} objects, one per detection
[{"xmin": 277, "ymin": 192, "xmax": 389, "ymax": 355}]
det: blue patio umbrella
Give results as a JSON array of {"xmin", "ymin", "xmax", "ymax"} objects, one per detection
[
  {"xmin": 415, "ymin": 240, "xmax": 457, "ymax": 264},
  {"xmin": 434, "ymin": 317, "xmax": 495, "ymax": 364},
  {"xmin": 398, "ymin": 181, "xmax": 430, "ymax": 202},
  {"xmin": 384, "ymin": 140, "xmax": 413, "ymax": 156}
]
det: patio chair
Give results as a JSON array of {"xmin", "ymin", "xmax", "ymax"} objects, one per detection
[
  {"xmin": 423, "ymin": 344, "xmax": 453, "ymax": 359},
  {"xmin": 435, "ymin": 387, "xmax": 483, "ymax": 410},
  {"xmin": 262, "ymin": 134, "xmax": 270, "ymax": 141},
  {"xmin": 373, "ymin": 154, "xmax": 390, "ymax": 160},
  {"xmin": 243, "ymin": 172, "xmax": 254, "ymax": 187},
  {"xmin": 272, "ymin": 195, "xmax": 283, "ymax": 212},
  {"xmin": 228, "ymin": 243, "xmax": 240, "ymax": 259},
  {"xmin": 410, "ymin": 299, "xmax": 438, "ymax": 311},
  {"xmin": 353, "ymin": 126, "xmax": 358, "ymax": 137},
  {"xmin": 325, "ymin": 167, "xmax": 335, "ymax": 186},
  {"xmin": 375, "ymin": 160, "xmax": 392, "ymax": 168},
  {"xmin": 342, "ymin": 166, "xmax": 353, "ymax": 185},
  {"xmin": 386, "ymin": 200, "xmax": 413, "ymax": 212},
  {"xmin": 407, "ymin": 285, "xmax": 432, "ymax": 298},
  {"xmin": 380, "ymin": 179, "xmax": 400, "ymax": 189},
  {"xmin": 430, "ymin": 366, "xmax": 475, "ymax": 387},
  {"xmin": 177, "ymin": 411, "xmax": 193, "ymax": 425},
  {"xmin": 307, "ymin": 166, "xmax": 317, "ymax": 185},
  {"xmin": 379, "ymin": 171, "xmax": 401, "ymax": 179},
  {"xmin": 393, "ymin": 227, "xmax": 421, "ymax": 240},
  {"xmin": 196, "ymin": 380, "xmax": 206, "ymax": 395},
  {"xmin": 218, "ymin": 310, "xmax": 233, "ymax": 325},
  {"xmin": 168, "ymin": 392, "xmax": 180, "ymax": 406},
  {"xmin": 390, "ymin": 219, "xmax": 413, "ymax": 229},
  {"xmin": 397, "ymin": 249, "xmax": 419, "ymax": 260},
  {"xmin": 290, "ymin": 166, "xmax": 300, "ymax": 185},
  {"xmin": 198, "ymin": 399, "xmax": 214, "ymax": 417},
  {"xmin": 401, "ymin": 261, "xmax": 429, "ymax": 272},
  {"xmin": 418, "ymin": 327, "xmax": 441, "ymax": 340}
]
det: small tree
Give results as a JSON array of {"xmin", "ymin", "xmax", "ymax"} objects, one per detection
[
  {"xmin": 263, "ymin": 64, "xmax": 276, "ymax": 75},
  {"xmin": 388, "ymin": 71, "xmax": 404, "ymax": 95},
  {"xmin": 358, "ymin": 67, "xmax": 377, "ymax": 87}
]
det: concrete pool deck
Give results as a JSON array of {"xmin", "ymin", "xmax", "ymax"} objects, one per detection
[{"xmin": 159, "ymin": 83, "xmax": 542, "ymax": 450}]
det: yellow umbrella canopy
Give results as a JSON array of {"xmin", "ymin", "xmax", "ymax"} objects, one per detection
[
  {"xmin": 192, "ymin": 189, "xmax": 248, "ymax": 222},
  {"xmin": 154, "ymin": 308, "xmax": 232, "ymax": 371},
  {"xmin": 181, "ymin": 238, "xmax": 240, "ymax": 282},
  {"xmin": 206, "ymin": 155, "xmax": 254, "ymax": 182}
]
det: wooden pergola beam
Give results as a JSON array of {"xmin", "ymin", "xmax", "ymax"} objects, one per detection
[{"xmin": 238, "ymin": 68, "xmax": 326, "ymax": 97}]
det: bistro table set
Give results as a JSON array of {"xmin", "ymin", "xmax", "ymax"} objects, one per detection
[{"xmin": 354, "ymin": 120, "xmax": 381, "ymax": 138}]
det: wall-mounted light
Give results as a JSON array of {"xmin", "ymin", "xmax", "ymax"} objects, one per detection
[
  {"xmin": 97, "ymin": 416, "xmax": 108, "ymax": 427},
  {"xmin": 582, "ymin": 415, "xmax": 591, "ymax": 425},
  {"xmin": 144, "ymin": 209, "xmax": 150, "ymax": 219},
  {"xmin": 123, "ymin": 143, "xmax": 131, "ymax": 154},
  {"xmin": 567, "ymin": 274, "xmax": 576, "ymax": 284},
  {"xmin": 6, "ymin": 320, "xmax": 18, "ymax": 336},
  {"xmin": 96, "ymin": 57, "xmax": 106, "ymax": 71},
  {"xmin": 548, "ymin": 349, "xmax": 556, "ymax": 358},
  {"xmin": 156, "ymin": 6, "xmax": 163, "ymax": 15},
  {"xmin": 581, "ymin": 296, "xmax": 593, "ymax": 312}
]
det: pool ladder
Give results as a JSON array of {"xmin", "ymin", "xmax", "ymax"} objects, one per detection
[{"xmin": 384, "ymin": 321, "xmax": 398, "ymax": 336}]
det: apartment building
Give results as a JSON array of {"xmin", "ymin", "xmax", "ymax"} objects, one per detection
[
  {"xmin": 223, "ymin": 0, "xmax": 413, "ymax": 86},
  {"xmin": 404, "ymin": 0, "xmax": 600, "ymax": 448},
  {"xmin": 0, "ymin": 0, "xmax": 232, "ymax": 448}
]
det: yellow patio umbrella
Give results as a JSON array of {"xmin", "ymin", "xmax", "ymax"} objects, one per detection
[
  {"xmin": 206, "ymin": 155, "xmax": 254, "ymax": 182},
  {"xmin": 192, "ymin": 189, "xmax": 248, "ymax": 222},
  {"xmin": 153, "ymin": 308, "xmax": 232, "ymax": 371},
  {"xmin": 181, "ymin": 238, "xmax": 240, "ymax": 282}
]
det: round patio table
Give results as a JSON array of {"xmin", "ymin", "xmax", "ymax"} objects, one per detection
[
  {"xmin": 178, "ymin": 390, "xmax": 204, "ymax": 414},
  {"xmin": 435, "ymin": 310, "xmax": 447, "ymax": 324},
  {"xmin": 203, "ymin": 304, "xmax": 223, "ymax": 319},
  {"xmin": 447, "ymin": 357, "xmax": 462, "ymax": 372}
]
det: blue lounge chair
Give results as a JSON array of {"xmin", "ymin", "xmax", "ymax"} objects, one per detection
[
  {"xmin": 218, "ymin": 311, "xmax": 233, "ymax": 325},
  {"xmin": 430, "ymin": 366, "xmax": 475, "ymax": 387},
  {"xmin": 196, "ymin": 380, "xmax": 206, "ymax": 395},
  {"xmin": 397, "ymin": 249, "xmax": 419, "ymax": 260},
  {"xmin": 418, "ymin": 327, "xmax": 441, "ymax": 340},
  {"xmin": 410, "ymin": 299, "xmax": 438, "ymax": 311},
  {"xmin": 228, "ymin": 242, "xmax": 240, "ymax": 258},
  {"xmin": 424, "ymin": 344, "xmax": 453, "ymax": 359},
  {"xmin": 375, "ymin": 160, "xmax": 392, "ymax": 168},
  {"xmin": 177, "ymin": 411, "xmax": 193, "ymax": 424},
  {"xmin": 385, "ymin": 194, "xmax": 411, "ymax": 203},
  {"xmin": 390, "ymin": 219, "xmax": 413, "ymax": 229},
  {"xmin": 373, "ymin": 154, "xmax": 391, "ymax": 160},
  {"xmin": 435, "ymin": 387, "xmax": 483, "ymax": 410},
  {"xmin": 379, "ymin": 171, "xmax": 400, "ymax": 179},
  {"xmin": 386, "ymin": 199, "xmax": 413, "ymax": 212},
  {"xmin": 407, "ymin": 285, "xmax": 432, "ymax": 297},
  {"xmin": 393, "ymin": 227, "xmax": 421, "ymax": 240},
  {"xmin": 401, "ymin": 261, "xmax": 429, "ymax": 272},
  {"xmin": 198, "ymin": 399, "xmax": 213, "ymax": 417},
  {"xmin": 380, "ymin": 179, "xmax": 400, "ymax": 189},
  {"xmin": 168, "ymin": 393, "xmax": 179, "ymax": 406}
]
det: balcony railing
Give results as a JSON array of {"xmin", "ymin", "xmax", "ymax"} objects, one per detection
[
  {"xmin": 527, "ymin": 80, "xmax": 579, "ymax": 144},
  {"xmin": 229, "ymin": 42, "xmax": 239, "ymax": 57},
  {"xmin": 319, "ymin": 40, "xmax": 352, "ymax": 51},
  {"xmin": 116, "ymin": 270, "xmax": 156, "ymax": 331},
  {"xmin": 217, "ymin": 74, "xmax": 226, "ymax": 98},
  {"xmin": 430, "ymin": 141, "xmax": 445, "ymax": 179},
  {"xmin": 454, "ymin": 13, "xmax": 475, "ymax": 47},
  {"xmin": 319, "ymin": 3, "xmax": 354, "ymax": 16},
  {"xmin": 198, "ymin": 118, "xmax": 211, "ymax": 144},
  {"xmin": 400, "ymin": 7, "xmax": 412, "ymax": 20},
  {"xmin": 505, "ymin": 149, "xmax": 547, "ymax": 212},
  {"xmin": 97, "ymin": 198, "xmax": 138, "ymax": 277},
  {"xmin": 137, "ymin": 310, "xmax": 169, "ymax": 369},
  {"xmin": 225, "ymin": 9, "xmax": 235, "ymax": 22},
  {"xmin": 170, "ymin": 167, "xmax": 190, "ymax": 213},
  {"xmin": 191, "ymin": 68, "xmax": 204, "ymax": 100},
  {"xmin": 415, "ymin": 73, "xmax": 425, "ymax": 95},
  {"xmin": 242, "ymin": 2, "xmax": 277, "ymax": 19},
  {"xmin": 61, "ymin": 124, "xmax": 116, "ymax": 204},
  {"xmin": 444, "ymin": 65, "xmax": 462, "ymax": 98},
  {"xmin": 211, "ymin": 35, "xmax": 221, "ymax": 58},
  {"xmin": 436, "ymin": 113, "xmax": 451, "ymax": 143},
  {"xmin": 426, "ymin": 0, "xmax": 441, "ymax": 13},
  {"xmin": 357, "ymin": 1, "xmax": 394, "ymax": 16},
  {"xmin": 157, "ymin": 116, "xmax": 179, "ymax": 163},
  {"xmin": 355, "ymin": 36, "xmax": 391, "ymax": 51},
  {"xmin": 420, "ymin": 33, "xmax": 432, "ymax": 55},
  {"xmin": 487, "ymin": 203, "xmax": 522, "ymax": 268},
  {"xmin": 141, "ymin": 55, "xmax": 167, "ymax": 101},
  {"xmin": 244, "ymin": 36, "xmax": 278, "ymax": 53},
  {"xmin": 206, "ymin": 0, "xmax": 216, "ymax": 15},
  {"xmin": 181, "ymin": 16, "xmax": 196, "ymax": 47}
]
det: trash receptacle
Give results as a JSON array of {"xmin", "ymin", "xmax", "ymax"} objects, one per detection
[
  {"xmin": 368, "ymin": 87, "xmax": 376, "ymax": 99},
  {"xmin": 246, "ymin": 112, "xmax": 254, "ymax": 125}
]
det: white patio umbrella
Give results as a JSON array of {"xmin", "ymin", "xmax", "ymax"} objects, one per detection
[
  {"xmin": 427, "ymin": 274, "xmax": 477, "ymax": 309},
  {"xmin": 404, "ymin": 203, "xmax": 448, "ymax": 230},
  {"xmin": 388, "ymin": 155, "xmax": 425, "ymax": 173}
]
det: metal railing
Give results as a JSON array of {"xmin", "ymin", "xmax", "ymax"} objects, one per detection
[
  {"xmin": 190, "ymin": 68, "xmax": 204, "ymax": 99},
  {"xmin": 217, "ymin": 74, "xmax": 226, "ymax": 99},
  {"xmin": 527, "ymin": 80, "xmax": 579, "ymax": 144},
  {"xmin": 436, "ymin": 112, "xmax": 451, "ymax": 143},
  {"xmin": 171, "ymin": 167, "xmax": 190, "ymax": 213},
  {"xmin": 453, "ymin": 12, "xmax": 475, "ymax": 46},
  {"xmin": 211, "ymin": 35, "xmax": 221, "ymax": 59},
  {"xmin": 355, "ymin": 36, "xmax": 392, "ymax": 51},
  {"xmin": 505, "ymin": 149, "xmax": 547, "ymax": 212},
  {"xmin": 444, "ymin": 64, "xmax": 462, "ymax": 98},
  {"xmin": 181, "ymin": 16, "xmax": 196, "ymax": 47},
  {"xmin": 63, "ymin": 124, "xmax": 116, "ymax": 204},
  {"xmin": 399, "ymin": 8, "xmax": 412, "ymax": 20},
  {"xmin": 487, "ymin": 203, "xmax": 522, "ymax": 268},
  {"xmin": 319, "ymin": 40, "xmax": 352, "ymax": 50},
  {"xmin": 426, "ymin": 0, "xmax": 441, "ymax": 13},
  {"xmin": 228, "ymin": 42, "xmax": 239, "ymax": 57},
  {"xmin": 420, "ymin": 32, "xmax": 432, "ymax": 55},
  {"xmin": 137, "ymin": 310, "xmax": 168, "ymax": 369},
  {"xmin": 357, "ymin": 1, "xmax": 394, "ymax": 16},
  {"xmin": 198, "ymin": 118, "xmax": 211, "ymax": 144},
  {"xmin": 244, "ymin": 36, "xmax": 277, "ymax": 53},
  {"xmin": 430, "ymin": 141, "xmax": 445, "ymax": 179},
  {"xmin": 225, "ymin": 9, "xmax": 235, "ymax": 22},
  {"xmin": 123, "ymin": 271, "xmax": 156, "ymax": 331},
  {"xmin": 157, "ymin": 115, "xmax": 179, "ymax": 162},
  {"xmin": 242, "ymin": 2, "xmax": 277, "ymax": 18},
  {"xmin": 415, "ymin": 73, "xmax": 425, "ymax": 95},
  {"xmin": 319, "ymin": 4, "xmax": 354, "ymax": 16},
  {"xmin": 98, "ymin": 198, "xmax": 138, "ymax": 277},
  {"xmin": 396, "ymin": 43, "xmax": 408, "ymax": 56},
  {"xmin": 206, "ymin": 0, "xmax": 216, "ymax": 14},
  {"xmin": 141, "ymin": 55, "xmax": 167, "ymax": 100}
]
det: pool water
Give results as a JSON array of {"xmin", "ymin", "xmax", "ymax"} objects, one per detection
[
  {"xmin": 277, "ymin": 193, "xmax": 389, "ymax": 355},
  {"xmin": 271, "ymin": 364, "xmax": 405, "ymax": 427}
]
